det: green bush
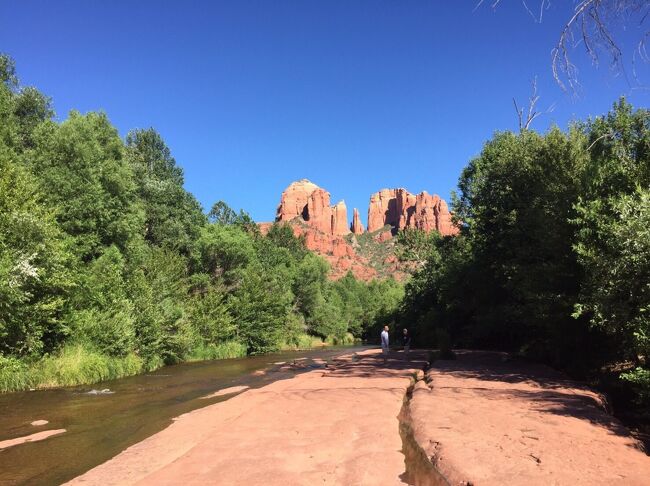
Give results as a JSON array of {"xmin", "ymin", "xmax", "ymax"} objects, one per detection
[
  {"xmin": 186, "ymin": 341, "xmax": 247, "ymax": 361},
  {"xmin": 279, "ymin": 333, "xmax": 324, "ymax": 350},
  {"xmin": 620, "ymin": 367, "xmax": 650, "ymax": 406},
  {"xmin": 0, "ymin": 355, "xmax": 31, "ymax": 392}
]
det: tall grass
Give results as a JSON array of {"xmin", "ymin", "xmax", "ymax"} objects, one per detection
[
  {"xmin": 186, "ymin": 341, "xmax": 247, "ymax": 361},
  {"xmin": 278, "ymin": 333, "xmax": 324, "ymax": 350},
  {"xmin": 0, "ymin": 334, "xmax": 353, "ymax": 393},
  {"xmin": 325, "ymin": 332, "xmax": 358, "ymax": 346},
  {"xmin": 0, "ymin": 356, "xmax": 32, "ymax": 392},
  {"xmin": 0, "ymin": 345, "xmax": 145, "ymax": 392}
]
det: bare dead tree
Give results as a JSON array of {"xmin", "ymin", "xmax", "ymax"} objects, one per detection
[
  {"xmin": 513, "ymin": 76, "xmax": 556, "ymax": 131},
  {"xmin": 478, "ymin": 1, "xmax": 650, "ymax": 92}
]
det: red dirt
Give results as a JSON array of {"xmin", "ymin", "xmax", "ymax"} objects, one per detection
[{"xmin": 410, "ymin": 350, "xmax": 650, "ymax": 485}]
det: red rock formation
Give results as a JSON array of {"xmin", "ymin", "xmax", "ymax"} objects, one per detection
[
  {"xmin": 331, "ymin": 201, "xmax": 350, "ymax": 236},
  {"xmin": 350, "ymin": 208, "xmax": 364, "ymax": 234},
  {"xmin": 275, "ymin": 179, "xmax": 349, "ymax": 236},
  {"xmin": 306, "ymin": 187, "xmax": 332, "ymax": 234},
  {"xmin": 413, "ymin": 192, "xmax": 459, "ymax": 235},
  {"xmin": 367, "ymin": 189, "xmax": 394, "ymax": 233},
  {"xmin": 276, "ymin": 179, "xmax": 319, "ymax": 222},
  {"xmin": 262, "ymin": 180, "xmax": 458, "ymax": 282},
  {"xmin": 367, "ymin": 188, "xmax": 458, "ymax": 236}
]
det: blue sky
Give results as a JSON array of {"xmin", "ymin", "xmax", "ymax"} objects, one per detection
[{"xmin": 2, "ymin": 1, "xmax": 648, "ymax": 224}]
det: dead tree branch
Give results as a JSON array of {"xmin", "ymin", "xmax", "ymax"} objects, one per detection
[
  {"xmin": 479, "ymin": 1, "xmax": 650, "ymax": 92},
  {"xmin": 513, "ymin": 77, "xmax": 555, "ymax": 131}
]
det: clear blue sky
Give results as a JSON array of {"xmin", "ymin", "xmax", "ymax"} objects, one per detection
[{"xmin": 2, "ymin": 1, "xmax": 648, "ymax": 224}]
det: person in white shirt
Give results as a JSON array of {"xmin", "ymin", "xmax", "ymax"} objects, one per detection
[{"xmin": 380, "ymin": 325, "xmax": 389, "ymax": 363}]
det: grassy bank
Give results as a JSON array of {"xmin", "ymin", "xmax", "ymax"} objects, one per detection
[
  {"xmin": 0, "ymin": 341, "xmax": 244, "ymax": 392},
  {"xmin": 278, "ymin": 332, "xmax": 359, "ymax": 350},
  {"xmin": 0, "ymin": 334, "xmax": 361, "ymax": 393},
  {"xmin": 0, "ymin": 345, "xmax": 147, "ymax": 392}
]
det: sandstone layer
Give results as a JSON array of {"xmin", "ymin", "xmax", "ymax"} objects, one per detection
[
  {"xmin": 409, "ymin": 350, "xmax": 650, "ymax": 485},
  {"xmin": 67, "ymin": 351, "xmax": 426, "ymax": 486}
]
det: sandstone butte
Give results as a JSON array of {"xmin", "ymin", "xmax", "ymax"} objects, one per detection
[{"xmin": 260, "ymin": 179, "xmax": 459, "ymax": 281}]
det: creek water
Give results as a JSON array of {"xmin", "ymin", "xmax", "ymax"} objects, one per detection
[{"xmin": 0, "ymin": 345, "xmax": 366, "ymax": 485}]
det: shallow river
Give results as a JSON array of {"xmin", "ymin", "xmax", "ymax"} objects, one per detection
[{"xmin": 0, "ymin": 345, "xmax": 367, "ymax": 485}]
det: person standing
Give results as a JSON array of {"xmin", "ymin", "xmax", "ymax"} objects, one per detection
[
  {"xmin": 402, "ymin": 328, "xmax": 411, "ymax": 358},
  {"xmin": 381, "ymin": 325, "xmax": 390, "ymax": 363}
]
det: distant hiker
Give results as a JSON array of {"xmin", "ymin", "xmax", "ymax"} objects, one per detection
[
  {"xmin": 381, "ymin": 325, "xmax": 390, "ymax": 363},
  {"xmin": 402, "ymin": 328, "xmax": 411, "ymax": 357}
]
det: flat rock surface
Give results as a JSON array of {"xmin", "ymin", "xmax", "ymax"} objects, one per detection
[
  {"xmin": 68, "ymin": 350, "xmax": 426, "ymax": 486},
  {"xmin": 0, "ymin": 429, "xmax": 66, "ymax": 450},
  {"xmin": 410, "ymin": 350, "xmax": 650, "ymax": 485}
]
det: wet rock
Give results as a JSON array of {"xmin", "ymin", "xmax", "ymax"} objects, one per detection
[
  {"xmin": 200, "ymin": 386, "xmax": 250, "ymax": 399},
  {"xmin": 86, "ymin": 389, "xmax": 114, "ymax": 395},
  {"xmin": 0, "ymin": 429, "xmax": 66, "ymax": 450}
]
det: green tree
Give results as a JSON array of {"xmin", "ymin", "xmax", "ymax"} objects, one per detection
[
  {"xmin": 30, "ymin": 111, "xmax": 143, "ymax": 260},
  {"xmin": 125, "ymin": 128, "xmax": 205, "ymax": 255}
]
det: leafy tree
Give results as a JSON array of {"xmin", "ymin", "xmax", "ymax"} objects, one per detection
[
  {"xmin": 68, "ymin": 246, "xmax": 136, "ymax": 357},
  {"xmin": 208, "ymin": 200, "xmax": 238, "ymax": 225},
  {"xmin": 30, "ymin": 111, "xmax": 143, "ymax": 260},
  {"xmin": 125, "ymin": 128, "xmax": 206, "ymax": 255},
  {"xmin": 195, "ymin": 224, "xmax": 257, "ymax": 283},
  {"xmin": 0, "ymin": 157, "xmax": 71, "ymax": 356},
  {"xmin": 396, "ymin": 228, "xmax": 441, "ymax": 269},
  {"xmin": 229, "ymin": 267, "xmax": 292, "ymax": 354}
]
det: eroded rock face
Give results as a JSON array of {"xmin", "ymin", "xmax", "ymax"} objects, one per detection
[
  {"xmin": 306, "ymin": 187, "xmax": 332, "ymax": 234},
  {"xmin": 351, "ymin": 208, "xmax": 364, "ymax": 235},
  {"xmin": 275, "ymin": 179, "xmax": 348, "ymax": 236},
  {"xmin": 331, "ymin": 201, "xmax": 350, "ymax": 236},
  {"xmin": 276, "ymin": 179, "xmax": 319, "ymax": 222},
  {"xmin": 367, "ymin": 188, "xmax": 458, "ymax": 236}
]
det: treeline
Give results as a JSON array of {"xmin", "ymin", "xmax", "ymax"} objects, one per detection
[
  {"xmin": 0, "ymin": 55, "xmax": 402, "ymax": 392},
  {"xmin": 398, "ymin": 99, "xmax": 650, "ymax": 407}
]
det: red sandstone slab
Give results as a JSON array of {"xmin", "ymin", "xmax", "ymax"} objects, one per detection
[
  {"xmin": 68, "ymin": 351, "xmax": 425, "ymax": 486},
  {"xmin": 0, "ymin": 429, "xmax": 66, "ymax": 450},
  {"xmin": 409, "ymin": 350, "xmax": 650, "ymax": 485}
]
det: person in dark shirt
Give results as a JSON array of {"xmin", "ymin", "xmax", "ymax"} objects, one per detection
[{"xmin": 402, "ymin": 328, "xmax": 411, "ymax": 358}]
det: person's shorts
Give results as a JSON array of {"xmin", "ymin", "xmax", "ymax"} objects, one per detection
[{"xmin": 382, "ymin": 347, "xmax": 389, "ymax": 356}]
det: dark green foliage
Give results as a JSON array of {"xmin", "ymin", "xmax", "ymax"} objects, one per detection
[
  {"xmin": 126, "ymin": 129, "xmax": 206, "ymax": 255},
  {"xmin": 31, "ymin": 112, "xmax": 143, "ymax": 260},
  {"xmin": 399, "ymin": 99, "xmax": 650, "ymax": 407}
]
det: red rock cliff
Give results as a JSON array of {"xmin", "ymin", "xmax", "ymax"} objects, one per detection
[
  {"xmin": 276, "ymin": 179, "xmax": 349, "ymax": 236},
  {"xmin": 367, "ymin": 188, "xmax": 458, "ymax": 236}
]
